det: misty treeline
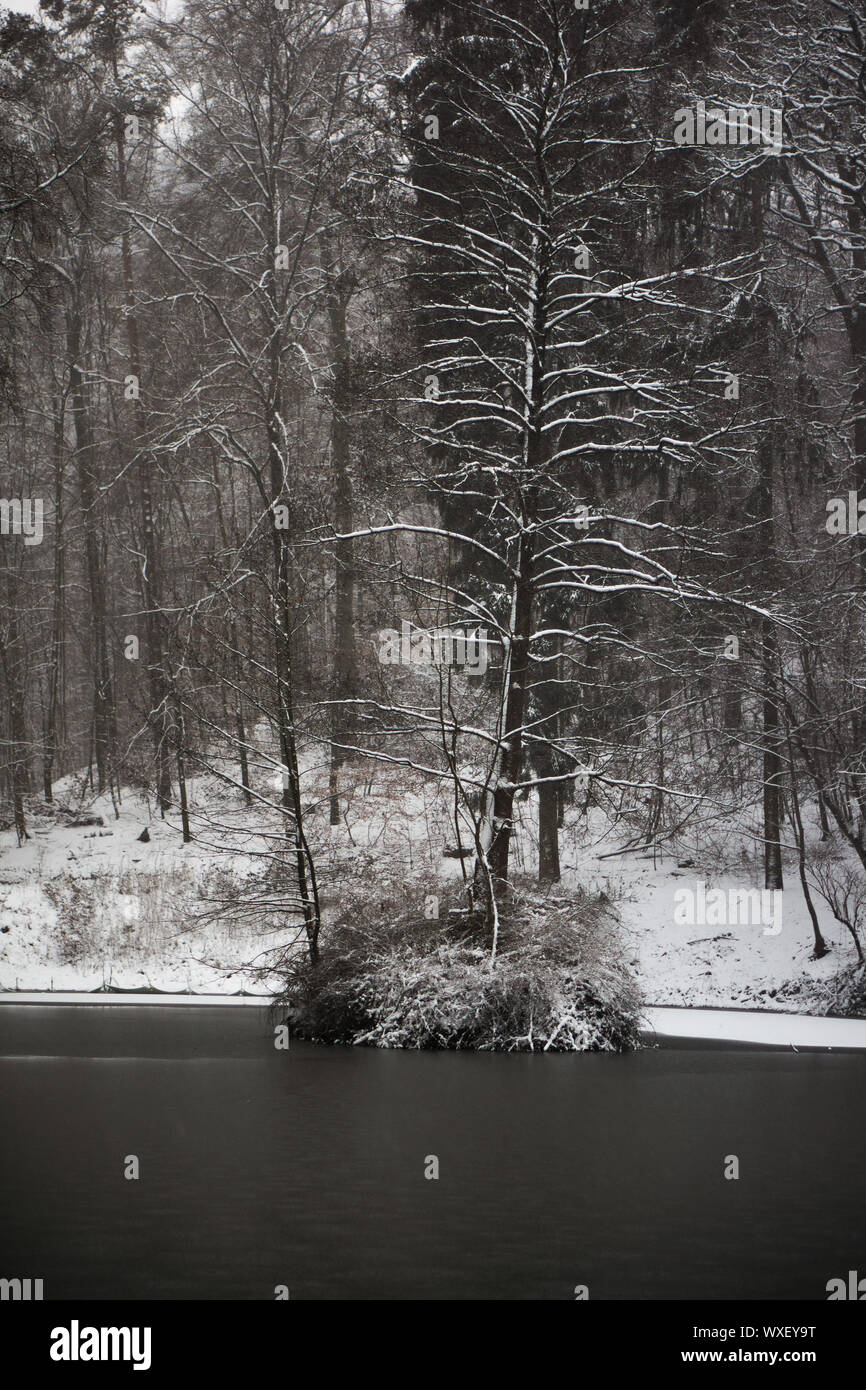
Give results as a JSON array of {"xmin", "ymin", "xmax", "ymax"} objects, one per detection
[{"xmin": 1, "ymin": 0, "xmax": 865, "ymax": 959}]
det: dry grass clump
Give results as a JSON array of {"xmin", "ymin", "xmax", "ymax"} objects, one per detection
[{"xmin": 280, "ymin": 883, "xmax": 642, "ymax": 1052}]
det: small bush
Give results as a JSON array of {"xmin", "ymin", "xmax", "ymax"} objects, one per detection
[
  {"xmin": 280, "ymin": 885, "xmax": 642, "ymax": 1051},
  {"xmin": 772, "ymin": 961, "xmax": 866, "ymax": 1018},
  {"xmin": 821, "ymin": 963, "xmax": 866, "ymax": 1019}
]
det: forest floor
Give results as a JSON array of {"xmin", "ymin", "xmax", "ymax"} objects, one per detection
[{"xmin": 0, "ymin": 743, "xmax": 861, "ymax": 1015}]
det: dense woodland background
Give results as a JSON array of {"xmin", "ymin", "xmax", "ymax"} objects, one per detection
[{"xmin": 2, "ymin": 0, "xmax": 866, "ymax": 989}]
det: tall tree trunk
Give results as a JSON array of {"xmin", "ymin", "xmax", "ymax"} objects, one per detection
[
  {"xmin": 267, "ymin": 345, "xmax": 321, "ymax": 965},
  {"xmin": 322, "ymin": 235, "xmax": 356, "ymax": 827},
  {"xmin": 537, "ymin": 776, "xmax": 561, "ymax": 882},
  {"xmin": 113, "ymin": 115, "xmax": 172, "ymax": 813},
  {"xmin": 486, "ymin": 527, "xmax": 535, "ymax": 887},
  {"xmin": 784, "ymin": 723, "xmax": 828, "ymax": 959},
  {"xmin": 757, "ymin": 425, "xmax": 784, "ymax": 890},
  {"xmin": 172, "ymin": 693, "xmax": 192, "ymax": 843},
  {"xmin": 537, "ymin": 633, "xmax": 563, "ymax": 882},
  {"xmin": 210, "ymin": 465, "xmax": 253, "ymax": 806},
  {"xmin": 43, "ymin": 388, "xmax": 66, "ymax": 802},
  {"xmin": 0, "ymin": 577, "xmax": 30, "ymax": 843},
  {"xmin": 480, "ymin": 215, "xmax": 549, "ymax": 908},
  {"xmin": 762, "ymin": 611, "xmax": 784, "ymax": 890},
  {"xmin": 231, "ymin": 620, "xmax": 252, "ymax": 806},
  {"xmin": 65, "ymin": 292, "xmax": 114, "ymax": 795},
  {"xmin": 749, "ymin": 175, "xmax": 784, "ymax": 890}
]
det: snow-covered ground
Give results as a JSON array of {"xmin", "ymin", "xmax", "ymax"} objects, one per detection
[
  {"xmin": 0, "ymin": 748, "xmax": 862, "ymax": 1015},
  {"xmin": 0, "ymin": 767, "xmax": 292, "ymax": 995},
  {"xmin": 642, "ymin": 1006, "xmax": 866, "ymax": 1048},
  {"xmin": 587, "ymin": 846, "xmax": 851, "ymax": 1013}
]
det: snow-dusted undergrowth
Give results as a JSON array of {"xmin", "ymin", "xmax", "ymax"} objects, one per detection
[
  {"xmin": 281, "ymin": 884, "xmax": 642, "ymax": 1051},
  {"xmin": 1, "ymin": 738, "xmax": 864, "ymax": 1020}
]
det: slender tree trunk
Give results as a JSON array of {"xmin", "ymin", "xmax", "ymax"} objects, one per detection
[
  {"xmin": 480, "ymin": 208, "xmax": 550, "ymax": 902},
  {"xmin": 538, "ymin": 634, "xmax": 563, "ymax": 882},
  {"xmin": 722, "ymin": 679, "xmax": 742, "ymax": 731},
  {"xmin": 0, "ymin": 578, "xmax": 30, "ymax": 842},
  {"xmin": 322, "ymin": 236, "xmax": 356, "ymax": 827},
  {"xmin": 538, "ymin": 776, "xmax": 561, "ymax": 882},
  {"xmin": 172, "ymin": 693, "xmax": 192, "ymax": 843},
  {"xmin": 762, "ymin": 611, "xmax": 784, "ymax": 890},
  {"xmin": 231, "ymin": 621, "xmax": 252, "ymax": 806},
  {"xmin": 66, "ymin": 295, "xmax": 115, "ymax": 795},
  {"xmin": 487, "ymin": 528, "xmax": 535, "ymax": 886},
  {"xmin": 267, "ymin": 345, "xmax": 321, "ymax": 964},
  {"xmin": 785, "ymin": 725, "xmax": 828, "ymax": 959},
  {"xmin": 210, "ymin": 468, "xmax": 253, "ymax": 807},
  {"xmin": 43, "ymin": 389, "xmax": 66, "ymax": 802},
  {"xmin": 747, "ymin": 173, "xmax": 784, "ymax": 891},
  {"xmin": 114, "ymin": 114, "xmax": 172, "ymax": 813}
]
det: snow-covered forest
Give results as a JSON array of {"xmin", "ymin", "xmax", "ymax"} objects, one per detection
[{"xmin": 2, "ymin": 0, "xmax": 866, "ymax": 1044}]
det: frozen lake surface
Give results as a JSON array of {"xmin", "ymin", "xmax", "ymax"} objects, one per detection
[{"xmin": 0, "ymin": 1004, "xmax": 863, "ymax": 1299}]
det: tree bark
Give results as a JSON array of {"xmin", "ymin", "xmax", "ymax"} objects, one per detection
[
  {"xmin": 114, "ymin": 113, "xmax": 172, "ymax": 814},
  {"xmin": 538, "ymin": 776, "xmax": 561, "ymax": 882},
  {"xmin": 66, "ymin": 289, "xmax": 115, "ymax": 795},
  {"xmin": 42, "ymin": 387, "xmax": 66, "ymax": 802},
  {"xmin": 0, "ymin": 577, "xmax": 30, "ymax": 842},
  {"xmin": 322, "ymin": 235, "xmax": 357, "ymax": 827},
  {"xmin": 487, "ymin": 527, "xmax": 535, "ymax": 886},
  {"xmin": 267, "ymin": 321, "xmax": 321, "ymax": 964}
]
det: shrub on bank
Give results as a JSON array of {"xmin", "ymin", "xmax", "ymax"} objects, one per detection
[
  {"xmin": 819, "ymin": 963, "xmax": 866, "ymax": 1019},
  {"xmin": 280, "ymin": 885, "xmax": 642, "ymax": 1051},
  {"xmin": 759, "ymin": 961, "xmax": 866, "ymax": 1019}
]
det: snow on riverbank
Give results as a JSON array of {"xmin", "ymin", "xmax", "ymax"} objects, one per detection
[
  {"xmin": 0, "ymin": 772, "xmax": 289, "ymax": 995},
  {"xmin": 0, "ymin": 756, "xmax": 862, "ymax": 1014},
  {"xmin": 642, "ymin": 1005, "xmax": 866, "ymax": 1049},
  {"xmin": 588, "ymin": 846, "xmax": 852, "ymax": 1013}
]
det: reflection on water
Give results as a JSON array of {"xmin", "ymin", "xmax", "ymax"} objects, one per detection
[{"xmin": 0, "ymin": 1005, "xmax": 863, "ymax": 1300}]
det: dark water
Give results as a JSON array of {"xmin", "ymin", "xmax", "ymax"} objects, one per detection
[{"xmin": 0, "ymin": 1004, "xmax": 864, "ymax": 1300}]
